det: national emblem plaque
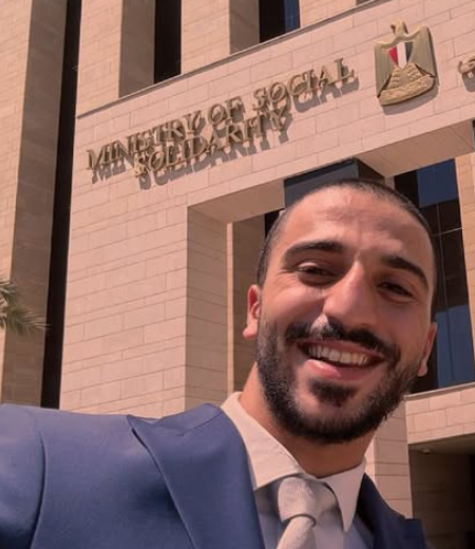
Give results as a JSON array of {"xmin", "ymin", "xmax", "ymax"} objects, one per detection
[{"xmin": 374, "ymin": 21, "xmax": 437, "ymax": 106}]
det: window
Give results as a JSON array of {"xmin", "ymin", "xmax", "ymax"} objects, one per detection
[
  {"xmin": 284, "ymin": 0, "xmax": 300, "ymax": 31},
  {"xmin": 395, "ymin": 160, "xmax": 475, "ymax": 393},
  {"xmin": 154, "ymin": 0, "xmax": 181, "ymax": 83},
  {"xmin": 259, "ymin": 0, "xmax": 300, "ymax": 43}
]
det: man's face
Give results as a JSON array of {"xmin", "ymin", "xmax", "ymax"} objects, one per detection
[{"xmin": 244, "ymin": 188, "xmax": 437, "ymax": 444}]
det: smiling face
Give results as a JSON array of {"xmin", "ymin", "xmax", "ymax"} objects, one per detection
[{"xmin": 244, "ymin": 187, "xmax": 437, "ymax": 444}]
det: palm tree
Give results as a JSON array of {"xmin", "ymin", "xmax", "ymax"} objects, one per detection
[{"xmin": 0, "ymin": 277, "xmax": 45, "ymax": 335}]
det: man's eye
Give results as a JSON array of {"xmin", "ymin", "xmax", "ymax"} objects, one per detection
[
  {"xmin": 380, "ymin": 281, "xmax": 413, "ymax": 298},
  {"xmin": 297, "ymin": 264, "xmax": 334, "ymax": 277}
]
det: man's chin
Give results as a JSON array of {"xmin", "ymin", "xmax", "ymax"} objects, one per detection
[{"xmin": 293, "ymin": 377, "xmax": 376, "ymax": 414}]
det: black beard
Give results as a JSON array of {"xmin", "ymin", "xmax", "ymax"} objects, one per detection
[{"xmin": 256, "ymin": 319, "xmax": 421, "ymax": 444}]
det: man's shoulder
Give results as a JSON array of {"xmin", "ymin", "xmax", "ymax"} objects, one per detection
[
  {"xmin": 0, "ymin": 401, "xmax": 225, "ymax": 439},
  {"xmin": 0, "ymin": 403, "xmax": 229, "ymax": 549},
  {"xmin": 0, "ymin": 402, "xmax": 128, "ymax": 435},
  {"xmin": 143, "ymin": 402, "xmax": 224, "ymax": 432}
]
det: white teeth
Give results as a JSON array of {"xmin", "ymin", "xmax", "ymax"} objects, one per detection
[
  {"xmin": 306, "ymin": 345, "xmax": 371, "ymax": 366},
  {"xmin": 329, "ymin": 349, "xmax": 340, "ymax": 362},
  {"xmin": 341, "ymin": 352, "xmax": 351, "ymax": 364},
  {"xmin": 320, "ymin": 346, "xmax": 331, "ymax": 359}
]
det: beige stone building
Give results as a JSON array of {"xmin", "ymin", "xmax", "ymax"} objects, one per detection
[{"xmin": 2, "ymin": 0, "xmax": 475, "ymax": 546}]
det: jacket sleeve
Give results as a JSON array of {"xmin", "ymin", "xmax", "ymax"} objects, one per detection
[{"xmin": 0, "ymin": 405, "xmax": 44, "ymax": 549}]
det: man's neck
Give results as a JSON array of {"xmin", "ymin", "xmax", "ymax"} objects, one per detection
[{"xmin": 239, "ymin": 368, "xmax": 373, "ymax": 478}]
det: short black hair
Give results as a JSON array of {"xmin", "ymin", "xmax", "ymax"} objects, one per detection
[{"xmin": 256, "ymin": 178, "xmax": 438, "ymax": 316}]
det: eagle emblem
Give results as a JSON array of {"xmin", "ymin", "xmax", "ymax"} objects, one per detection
[
  {"xmin": 374, "ymin": 21, "xmax": 437, "ymax": 106},
  {"xmin": 458, "ymin": 54, "xmax": 475, "ymax": 78}
]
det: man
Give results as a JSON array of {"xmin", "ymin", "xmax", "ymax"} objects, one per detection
[{"xmin": 0, "ymin": 179, "xmax": 436, "ymax": 549}]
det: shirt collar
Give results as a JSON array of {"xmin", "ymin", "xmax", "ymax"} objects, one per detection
[{"xmin": 222, "ymin": 392, "xmax": 366, "ymax": 532}]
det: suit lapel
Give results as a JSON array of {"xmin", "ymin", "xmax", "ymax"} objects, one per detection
[
  {"xmin": 129, "ymin": 405, "xmax": 427, "ymax": 549},
  {"xmin": 128, "ymin": 405, "xmax": 265, "ymax": 549},
  {"xmin": 359, "ymin": 476, "xmax": 427, "ymax": 549}
]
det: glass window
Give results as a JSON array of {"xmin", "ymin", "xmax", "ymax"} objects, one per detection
[
  {"xmin": 441, "ymin": 231, "xmax": 465, "ymax": 281},
  {"xmin": 154, "ymin": 0, "xmax": 181, "ymax": 83},
  {"xmin": 439, "ymin": 200, "xmax": 461, "ymax": 232},
  {"xmin": 395, "ymin": 159, "xmax": 475, "ymax": 393},
  {"xmin": 417, "ymin": 160, "xmax": 458, "ymax": 207},
  {"xmin": 423, "ymin": 204, "xmax": 439, "ymax": 235},
  {"xmin": 445, "ymin": 275, "xmax": 468, "ymax": 309},
  {"xmin": 284, "ymin": 0, "xmax": 300, "ymax": 32},
  {"xmin": 442, "ymin": 305, "xmax": 475, "ymax": 385},
  {"xmin": 259, "ymin": 0, "xmax": 300, "ymax": 43}
]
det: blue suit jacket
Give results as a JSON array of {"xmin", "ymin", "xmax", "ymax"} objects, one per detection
[{"xmin": 0, "ymin": 403, "xmax": 429, "ymax": 549}]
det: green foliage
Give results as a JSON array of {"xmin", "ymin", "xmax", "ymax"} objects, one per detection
[{"xmin": 0, "ymin": 277, "xmax": 45, "ymax": 335}]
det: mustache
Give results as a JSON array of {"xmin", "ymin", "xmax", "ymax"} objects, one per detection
[{"xmin": 285, "ymin": 320, "xmax": 400, "ymax": 363}]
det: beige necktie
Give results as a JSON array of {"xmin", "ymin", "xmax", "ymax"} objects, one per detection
[{"xmin": 273, "ymin": 476, "xmax": 338, "ymax": 549}]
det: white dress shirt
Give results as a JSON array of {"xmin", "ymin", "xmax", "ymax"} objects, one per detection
[{"xmin": 222, "ymin": 392, "xmax": 373, "ymax": 549}]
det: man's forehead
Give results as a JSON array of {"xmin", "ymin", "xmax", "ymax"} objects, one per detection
[
  {"xmin": 284, "ymin": 187, "xmax": 408, "ymax": 229},
  {"xmin": 284, "ymin": 186, "xmax": 403, "ymax": 223},
  {"xmin": 276, "ymin": 187, "xmax": 434, "ymax": 268}
]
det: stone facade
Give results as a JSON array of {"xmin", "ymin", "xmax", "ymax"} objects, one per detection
[{"xmin": 64, "ymin": 0, "xmax": 475, "ymax": 415}]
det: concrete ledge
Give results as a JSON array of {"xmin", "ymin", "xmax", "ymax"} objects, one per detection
[{"xmin": 406, "ymin": 383, "xmax": 475, "ymax": 446}]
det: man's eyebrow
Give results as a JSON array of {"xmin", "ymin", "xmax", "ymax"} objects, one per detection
[
  {"xmin": 382, "ymin": 255, "xmax": 429, "ymax": 291},
  {"xmin": 283, "ymin": 240, "xmax": 345, "ymax": 263}
]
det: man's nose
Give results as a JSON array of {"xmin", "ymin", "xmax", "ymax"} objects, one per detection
[{"xmin": 321, "ymin": 266, "xmax": 379, "ymax": 330}]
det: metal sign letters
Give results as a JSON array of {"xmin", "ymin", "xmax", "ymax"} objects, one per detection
[{"xmin": 87, "ymin": 59, "xmax": 356, "ymax": 179}]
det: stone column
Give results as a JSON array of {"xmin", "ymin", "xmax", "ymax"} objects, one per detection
[
  {"xmin": 76, "ymin": 0, "xmax": 123, "ymax": 113},
  {"xmin": 365, "ymin": 404, "xmax": 413, "ymax": 516},
  {"xmin": 185, "ymin": 209, "xmax": 228, "ymax": 408},
  {"xmin": 299, "ymin": 0, "xmax": 353, "ymax": 27},
  {"xmin": 230, "ymin": 0, "xmax": 260, "ymax": 55},
  {"xmin": 230, "ymin": 216, "xmax": 265, "ymax": 391},
  {"xmin": 455, "ymin": 154, "xmax": 475, "ymax": 353},
  {"xmin": 120, "ymin": 0, "xmax": 155, "ymax": 97},
  {"xmin": 0, "ymin": 0, "xmax": 67, "ymax": 404},
  {"xmin": 182, "ymin": 0, "xmax": 259, "ymax": 73},
  {"xmin": 77, "ymin": 0, "xmax": 155, "ymax": 114}
]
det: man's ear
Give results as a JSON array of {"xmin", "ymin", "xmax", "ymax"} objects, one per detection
[
  {"xmin": 243, "ymin": 285, "xmax": 261, "ymax": 340},
  {"xmin": 417, "ymin": 322, "xmax": 437, "ymax": 377}
]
